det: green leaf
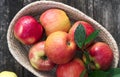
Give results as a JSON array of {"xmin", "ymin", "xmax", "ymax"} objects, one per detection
[
  {"xmin": 88, "ymin": 68, "xmax": 120, "ymax": 77},
  {"xmin": 74, "ymin": 24, "xmax": 86, "ymax": 48},
  {"xmin": 83, "ymin": 51, "xmax": 93, "ymax": 72},
  {"xmin": 80, "ymin": 70, "xmax": 86, "ymax": 77},
  {"xmin": 85, "ymin": 30, "xmax": 100, "ymax": 45},
  {"xmin": 107, "ymin": 68, "xmax": 120, "ymax": 77},
  {"xmin": 89, "ymin": 70, "xmax": 109, "ymax": 77},
  {"xmin": 83, "ymin": 51, "xmax": 91, "ymax": 66}
]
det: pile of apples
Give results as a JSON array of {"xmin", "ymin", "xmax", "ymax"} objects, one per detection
[{"xmin": 13, "ymin": 8, "xmax": 113, "ymax": 77}]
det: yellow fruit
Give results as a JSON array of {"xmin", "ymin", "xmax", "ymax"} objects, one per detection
[
  {"xmin": 0, "ymin": 71, "xmax": 17, "ymax": 77},
  {"xmin": 40, "ymin": 9, "xmax": 71, "ymax": 36}
]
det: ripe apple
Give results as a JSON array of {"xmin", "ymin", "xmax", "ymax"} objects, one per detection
[
  {"xmin": 40, "ymin": 8, "xmax": 71, "ymax": 36},
  {"xmin": 14, "ymin": 16, "xmax": 43, "ymax": 45},
  {"xmin": 45, "ymin": 31, "xmax": 76, "ymax": 64},
  {"xmin": 28, "ymin": 41, "xmax": 55, "ymax": 71},
  {"xmin": 88, "ymin": 42, "xmax": 113, "ymax": 70},
  {"xmin": 69, "ymin": 21, "xmax": 94, "ymax": 41},
  {"xmin": 56, "ymin": 58, "xmax": 88, "ymax": 77},
  {"xmin": 0, "ymin": 71, "xmax": 17, "ymax": 77}
]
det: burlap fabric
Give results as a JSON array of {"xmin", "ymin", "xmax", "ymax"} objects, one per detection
[{"xmin": 7, "ymin": 1, "xmax": 119, "ymax": 77}]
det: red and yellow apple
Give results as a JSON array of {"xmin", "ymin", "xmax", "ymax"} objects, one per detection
[
  {"xmin": 69, "ymin": 21, "xmax": 94, "ymax": 41},
  {"xmin": 14, "ymin": 16, "xmax": 43, "ymax": 45},
  {"xmin": 56, "ymin": 58, "xmax": 88, "ymax": 77},
  {"xmin": 88, "ymin": 42, "xmax": 113, "ymax": 70},
  {"xmin": 28, "ymin": 41, "xmax": 55, "ymax": 71},
  {"xmin": 40, "ymin": 9, "xmax": 71, "ymax": 36},
  {"xmin": 45, "ymin": 31, "xmax": 76, "ymax": 64}
]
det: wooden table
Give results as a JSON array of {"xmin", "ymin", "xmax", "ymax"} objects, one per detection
[{"xmin": 0, "ymin": 0, "xmax": 120, "ymax": 77}]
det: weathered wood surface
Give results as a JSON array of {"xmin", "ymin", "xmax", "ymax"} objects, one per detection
[{"xmin": 0, "ymin": 0, "xmax": 120, "ymax": 77}]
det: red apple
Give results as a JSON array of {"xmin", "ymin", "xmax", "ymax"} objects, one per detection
[
  {"xmin": 88, "ymin": 42, "xmax": 113, "ymax": 70},
  {"xmin": 69, "ymin": 21, "xmax": 94, "ymax": 41},
  {"xmin": 45, "ymin": 31, "xmax": 76, "ymax": 64},
  {"xmin": 40, "ymin": 9, "xmax": 71, "ymax": 36},
  {"xmin": 14, "ymin": 16, "xmax": 43, "ymax": 45},
  {"xmin": 28, "ymin": 41, "xmax": 55, "ymax": 71},
  {"xmin": 56, "ymin": 58, "xmax": 88, "ymax": 77}
]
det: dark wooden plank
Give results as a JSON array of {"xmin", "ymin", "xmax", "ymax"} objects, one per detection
[
  {"xmin": 0, "ymin": 0, "xmax": 22, "ymax": 74},
  {"xmin": 0, "ymin": 0, "xmax": 34, "ymax": 77},
  {"xmin": 23, "ymin": 0, "xmax": 35, "ymax": 6},
  {"xmin": 0, "ymin": 0, "xmax": 25, "ymax": 76}
]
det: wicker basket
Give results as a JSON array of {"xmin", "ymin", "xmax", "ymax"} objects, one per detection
[{"xmin": 7, "ymin": 1, "xmax": 119, "ymax": 77}]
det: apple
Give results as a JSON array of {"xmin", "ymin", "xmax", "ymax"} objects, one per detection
[
  {"xmin": 40, "ymin": 8, "xmax": 71, "ymax": 36},
  {"xmin": 88, "ymin": 42, "xmax": 113, "ymax": 70},
  {"xmin": 69, "ymin": 21, "xmax": 94, "ymax": 41},
  {"xmin": 14, "ymin": 16, "xmax": 43, "ymax": 45},
  {"xmin": 28, "ymin": 41, "xmax": 55, "ymax": 71},
  {"xmin": 0, "ymin": 71, "xmax": 17, "ymax": 77},
  {"xmin": 45, "ymin": 31, "xmax": 76, "ymax": 64},
  {"xmin": 56, "ymin": 58, "xmax": 88, "ymax": 77}
]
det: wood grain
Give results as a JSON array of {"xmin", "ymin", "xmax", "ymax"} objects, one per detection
[{"xmin": 0, "ymin": 0, "xmax": 119, "ymax": 77}]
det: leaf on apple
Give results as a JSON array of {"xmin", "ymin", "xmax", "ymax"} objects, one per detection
[
  {"xmin": 84, "ymin": 30, "xmax": 100, "ymax": 46},
  {"xmin": 80, "ymin": 70, "xmax": 86, "ymax": 77},
  {"xmin": 74, "ymin": 24, "xmax": 99, "ymax": 69},
  {"xmin": 88, "ymin": 68, "xmax": 120, "ymax": 77},
  {"xmin": 83, "ymin": 51, "xmax": 91, "ymax": 66},
  {"xmin": 88, "ymin": 70, "xmax": 109, "ymax": 77},
  {"xmin": 74, "ymin": 24, "xmax": 100, "ymax": 49},
  {"xmin": 74, "ymin": 24, "xmax": 86, "ymax": 49},
  {"xmin": 107, "ymin": 68, "xmax": 120, "ymax": 77}
]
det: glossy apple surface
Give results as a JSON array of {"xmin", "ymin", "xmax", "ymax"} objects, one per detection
[
  {"xmin": 45, "ymin": 31, "xmax": 76, "ymax": 64},
  {"xmin": 14, "ymin": 16, "xmax": 43, "ymax": 45},
  {"xmin": 56, "ymin": 58, "xmax": 88, "ymax": 77},
  {"xmin": 88, "ymin": 42, "xmax": 113, "ymax": 70},
  {"xmin": 28, "ymin": 41, "xmax": 55, "ymax": 71}
]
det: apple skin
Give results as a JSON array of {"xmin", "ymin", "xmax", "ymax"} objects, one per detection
[
  {"xmin": 0, "ymin": 71, "xmax": 17, "ymax": 77},
  {"xmin": 14, "ymin": 16, "xmax": 43, "ymax": 45},
  {"xmin": 56, "ymin": 58, "xmax": 88, "ymax": 77},
  {"xmin": 88, "ymin": 42, "xmax": 113, "ymax": 70},
  {"xmin": 45, "ymin": 31, "xmax": 77, "ymax": 64},
  {"xmin": 69, "ymin": 21, "xmax": 94, "ymax": 41},
  {"xmin": 28, "ymin": 41, "xmax": 55, "ymax": 71},
  {"xmin": 40, "ymin": 9, "xmax": 71, "ymax": 36}
]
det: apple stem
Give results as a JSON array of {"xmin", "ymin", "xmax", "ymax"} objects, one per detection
[
  {"xmin": 67, "ymin": 41, "xmax": 70, "ymax": 46},
  {"xmin": 41, "ymin": 55, "xmax": 47, "ymax": 60},
  {"xmin": 81, "ymin": 49, "xmax": 96, "ymax": 73}
]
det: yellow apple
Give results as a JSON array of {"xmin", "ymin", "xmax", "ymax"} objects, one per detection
[
  {"xmin": 40, "ymin": 9, "xmax": 71, "ymax": 36},
  {"xmin": 0, "ymin": 71, "xmax": 17, "ymax": 77}
]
